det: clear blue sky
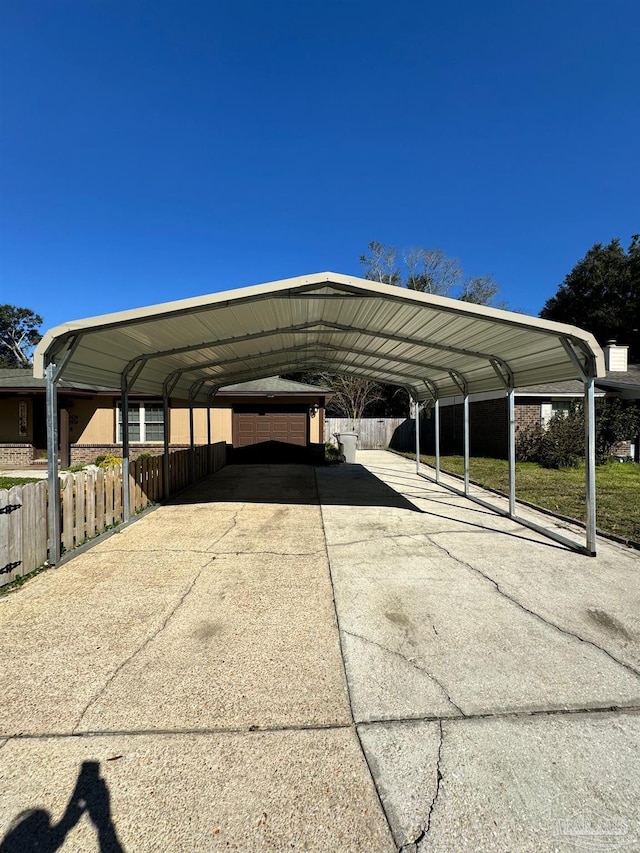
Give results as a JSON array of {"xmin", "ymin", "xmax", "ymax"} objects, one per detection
[{"xmin": 1, "ymin": 0, "xmax": 638, "ymax": 331}]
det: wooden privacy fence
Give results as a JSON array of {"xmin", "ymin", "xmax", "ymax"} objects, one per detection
[
  {"xmin": 325, "ymin": 417, "xmax": 413, "ymax": 450},
  {"xmin": 0, "ymin": 442, "xmax": 227, "ymax": 588}
]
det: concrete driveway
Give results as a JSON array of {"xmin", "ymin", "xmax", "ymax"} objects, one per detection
[{"xmin": 1, "ymin": 450, "xmax": 639, "ymax": 852}]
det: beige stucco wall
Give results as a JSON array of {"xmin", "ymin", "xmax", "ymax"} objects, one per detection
[
  {"xmin": 168, "ymin": 406, "xmax": 230, "ymax": 444},
  {"xmin": 210, "ymin": 408, "xmax": 233, "ymax": 444},
  {"xmin": 67, "ymin": 398, "xmax": 231, "ymax": 446},
  {"xmin": 310, "ymin": 412, "xmax": 321, "ymax": 443},
  {"xmin": 68, "ymin": 398, "xmax": 115, "ymax": 444},
  {"xmin": 1, "ymin": 392, "xmax": 324, "ymax": 448}
]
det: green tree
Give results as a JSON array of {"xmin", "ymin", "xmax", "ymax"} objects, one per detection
[
  {"xmin": 0, "ymin": 305, "xmax": 43, "ymax": 367},
  {"xmin": 540, "ymin": 236, "xmax": 640, "ymax": 361}
]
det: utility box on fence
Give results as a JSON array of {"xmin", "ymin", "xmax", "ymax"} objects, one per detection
[{"xmin": 334, "ymin": 431, "xmax": 358, "ymax": 464}]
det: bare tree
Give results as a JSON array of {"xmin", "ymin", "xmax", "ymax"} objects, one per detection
[
  {"xmin": 459, "ymin": 275, "xmax": 502, "ymax": 306},
  {"xmin": 358, "ymin": 241, "xmax": 401, "ymax": 285},
  {"xmin": 403, "ymin": 246, "xmax": 463, "ymax": 295},
  {"xmin": 321, "ymin": 373, "xmax": 385, "ymax": 420},
  {"xmin": 359, "ymin": 240, "xmax": 504, "ymax": 306}
]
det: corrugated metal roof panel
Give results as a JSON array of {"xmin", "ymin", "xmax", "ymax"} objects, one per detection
[{"xmin": 33, "ymin": 272, "xmax": 605, "ymax": 401}]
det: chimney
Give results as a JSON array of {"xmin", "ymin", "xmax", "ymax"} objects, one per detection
[{"xmin": 603, "ymin": 340, "xmax": 628, "ymax": 372}]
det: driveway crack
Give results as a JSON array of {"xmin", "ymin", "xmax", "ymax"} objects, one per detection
[
  {"xmin": 421, "ymin": 720, "xmax": 444, "ymax": 846},
  {"xmin": 73, "ymin": 558, "xmax": 213, "ymax": 732},
  {"xmin": 207, "ymin": 506, "xmax": 244, "ymax": 550},
  {"xmin": 429, "ymin": 537, "xmax": 640, "ymax": 680},
  {"xmin": 314, "ymin": 468, "xmax": 398, "ymax": 850},
  {"xmin": 343, "ymin": 629, "xmax": 465, "ymax": 716},
  {"xmin": 328, "ymin": 534, "xmax": 425, "ymax": 549}
]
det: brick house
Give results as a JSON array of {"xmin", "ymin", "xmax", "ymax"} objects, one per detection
[{"xmin": 421, "ymin": 342, "xmax": 640, "ymax": 461}]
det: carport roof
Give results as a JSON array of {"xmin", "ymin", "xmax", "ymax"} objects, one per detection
[{"xmin": 34, "ymin": 272, "xmax": 605, "ymax": 402}]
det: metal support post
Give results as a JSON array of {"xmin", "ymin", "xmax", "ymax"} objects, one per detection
[
  {"xmin": 434, "ymin": 398, "xmax": 441, "ymax": 484},
  {"xmin": 207, "ymin": 402, "xmax": 211, "ymax": 447},
  {"xmin": 45, "ymin": 363, "xmax": 60, "ymax": 565},
  {"xmin": 585, "ymin": 377, "xmax": 597, "ymax": 555},
  {"xmin": 463, "ymin": 392, "xmax": 470, "ymax": 495},
  {"xmin": 189, "ymin": 396, "xmax": 195, "ymax": 483},
  {"xmin": 415, "ymin": 399, "xmax": 421, "ymax": 474},
  {"xmin": 508, "ymin": 388, "xmax": 516, "ymax": 517},
  {"xmin": 162, "ymin": 389, "xmax": 170, "ymax": 499},
  {"xmin": 121, "ymin": 380, "xmax": 131, "ymax": 523}
]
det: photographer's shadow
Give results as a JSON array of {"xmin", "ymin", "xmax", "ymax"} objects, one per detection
[{"xmin": 0, "ymin": 760, "xmax": 124, "ymax": 852}]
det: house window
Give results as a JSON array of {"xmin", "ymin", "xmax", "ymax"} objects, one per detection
[
  {"xmin": 117, "ymin": 401, "xmax": 165, "ymax": 443},
  {"xmin": 541, "ymin": 400, "xmax": 574, "ymax": 428}
]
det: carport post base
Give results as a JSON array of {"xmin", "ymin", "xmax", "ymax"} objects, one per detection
[
  {"xmin": 45, "ymin": 362, "xmax": 61, "ymax": 565},
  {"xmin": 585, "ymin": 377, "xmax": 597, "ymax": 555},
  {"xmin": 416, "ymin": 470, "xmax": 596, "ymax": 557},
  {"xmin": 414, "ymin": 398, "xmax": 421, "ymax": 474}
]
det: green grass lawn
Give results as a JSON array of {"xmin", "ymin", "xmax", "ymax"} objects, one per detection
[
  {"xmin": 0, "ymin": 476, "xmax": 42, "ymax": 489},
  {"xmin": 396, "ymin": 452, "xmax": 640, "ymax": 544}
]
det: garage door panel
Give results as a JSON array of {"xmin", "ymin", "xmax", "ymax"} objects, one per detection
[{"xmin": 233, "ymin": 410, "xmax": 308, "ymax": 448}]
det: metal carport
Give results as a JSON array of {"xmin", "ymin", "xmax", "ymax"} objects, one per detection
[{"xmin": 33, "ymin": 272, "xmax": 605, "ymax": 559}]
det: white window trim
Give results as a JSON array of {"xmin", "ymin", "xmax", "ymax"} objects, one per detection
[
  {"xmin": 541, "ymin": 399, "xmax": 575, "ymax": 429},
  {"xmin": 116, "ymin": 400, "xmax": 165, "ymax": 444}
]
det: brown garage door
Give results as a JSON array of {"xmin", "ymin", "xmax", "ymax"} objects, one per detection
[{"xmin": 233, "ymin": 406, "xmax": 308, "ymax": 448}]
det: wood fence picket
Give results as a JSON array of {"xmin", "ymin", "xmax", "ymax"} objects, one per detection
[
  {"xmin": 0, "ymin": 442, "xmax": 227, "ymax": 587},
  {"xmin": 324, "ymin": 417, "xmax": 411, "ymax": 450}
]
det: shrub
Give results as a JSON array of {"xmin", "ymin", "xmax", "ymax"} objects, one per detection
[
  {"xmin": 595, "ymin": 398, "xmax": 640, "ymax": 460},
  {"xmin": 516, "ymin": 399, "xmax": 640, "ymax": 469},
  {"xmin": 95, "ymin": 453, "xmax": 123, "ymax": 469},
  {"xmin": 324, "ymin": 441, "xmax": 342, "ymax": 464}
]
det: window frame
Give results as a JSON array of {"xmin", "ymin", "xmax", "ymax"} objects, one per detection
[{"xmin": 116, "ymin": 400, "xmax": 165, "ymax": 444}]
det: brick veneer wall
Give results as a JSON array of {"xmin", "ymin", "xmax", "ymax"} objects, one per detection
[
  {"xmin": 0, "ymin": 443, "xmax": 35, "ymax": 466},
  {"xmin": 69, "ymin": 444, "xmax": 191, "ymax": 465},
  {"xmin": 425, "ymin": 399, "xmax": 510, "ymax": 457},
  {"xmin": 470, "ymin": 399, "xmax": 508, "ymax": 457},
  {"xmin": 514, "ymin": 400, "xmax": 543, "ymax": 434}
]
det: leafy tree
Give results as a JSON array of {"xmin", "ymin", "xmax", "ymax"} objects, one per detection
[
  {"xmin": 540, "ymin": 236, "xmax": 640, "ymax": 361},
  {"xmin": 359, "ymin": 240, "xmax": 502, "ymax": 305},
  {"xmin": 0, "ymin": 305, "xmax": 43, "ymax": 367}
]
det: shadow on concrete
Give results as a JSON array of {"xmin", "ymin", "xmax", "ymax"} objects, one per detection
[
  {"xmin": 0, "ymin": 761, "xmax": 124, "ymax": 853},
  {"xmin": 171, "ymin": 462, "xmax": 573, "ymax": 550},
  {"xmin": 170, "ymin": 463, "xmax": 424, "ymax": 513},
  {"xmin": 230, "ymin": 441, "xmax": 325, "ymax": 465}
]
